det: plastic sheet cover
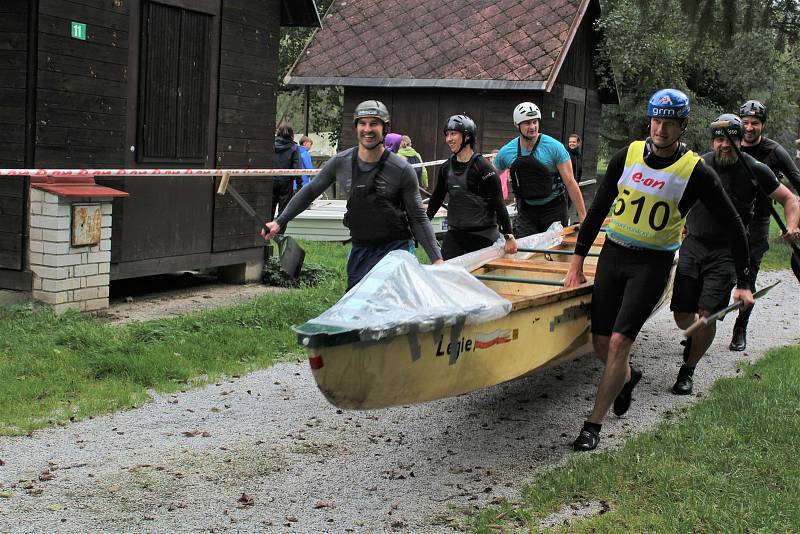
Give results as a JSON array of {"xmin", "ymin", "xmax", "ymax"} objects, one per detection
[
  {"xmin": 445, "ymin": 222, "xmax": 564, "ymax": 272},
  {"xmin": 304, "ymin": 250, "xmax": 513, "ymax": 341}
]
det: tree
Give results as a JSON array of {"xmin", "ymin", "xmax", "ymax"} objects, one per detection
[
  {"xmin": 277, "ymin": 0, "xmax": 342, "ymax": 145},
  {"xmin": 597, "ymin": 0, "xmax": 800, "ymax": 155}
]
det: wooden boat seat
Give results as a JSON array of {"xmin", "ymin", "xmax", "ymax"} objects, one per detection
[
  {"xmin": 561, "ymin": 235, "xmax": 605, "ymax": 247},
  {"xmin": 483, "ymin": 258, "xmax": 597, "ymax": 276}
]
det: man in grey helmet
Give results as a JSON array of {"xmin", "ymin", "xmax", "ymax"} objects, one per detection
[{"xmin": 262, "ymin": 100, "xmax": 443, "ymax": 289}]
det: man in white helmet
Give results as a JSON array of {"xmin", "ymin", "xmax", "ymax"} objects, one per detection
[{"xmin": 493, "ymin": 102, "xmax": 586, "ymax": 237}]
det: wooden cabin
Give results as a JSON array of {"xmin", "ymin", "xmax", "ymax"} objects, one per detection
[
  {"xmin": 0, "ymin": 0, "xmax": 319, "ymax": 292},
  {"xmin": 286, "ymin": 0, "xmax": 614, "ymax": 191}
]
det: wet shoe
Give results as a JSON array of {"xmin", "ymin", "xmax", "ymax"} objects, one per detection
[
  {"xmin": 613, "ymin": 366, "xmax": 642, "ymax": 416},
  {"xmin": 672, "ymin": 365, "xmax": 694, "ymax": 395},
  {"xmin": 573, "ymin": 425, "xmax": 600, "ymax": 451},
  {"xmin": 729, "ymin": 327, "xmax": 746, "ymax": 351}
]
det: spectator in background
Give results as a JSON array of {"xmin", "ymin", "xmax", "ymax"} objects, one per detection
[
  {"xmin": 273, "ymin": 121, "xmax": 302, "ymax": 225},
  {"xmin": 398, "ymin": 135, "xmax": 428, "ymax": 188},
  {"xmin": 384, "ymin": 133, "xmax": 403, "ymax": 153},
  {"xmin": 567, "ymin": 133, "xmax": 583, "ymax": 182},
  {"xmin": 296, "ymin": 135, "xmax": 314, "ymax": 190}
]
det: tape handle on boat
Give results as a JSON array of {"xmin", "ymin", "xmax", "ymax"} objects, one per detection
[
  {"xmin": 682, "ymin": 280, "xmax": 781, "ymax": 338},
  {"xmin": 517, "ymin": 247, "xmax": 600, "ymax": 257}
]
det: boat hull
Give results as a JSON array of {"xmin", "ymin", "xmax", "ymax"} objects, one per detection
[{"xmin": 307, "ymin": 290, "xmax": 592, "ymax": 409}]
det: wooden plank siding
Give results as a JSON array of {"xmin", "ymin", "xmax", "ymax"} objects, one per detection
[
  {"xmin": 212, "ymin": 0, "xmax": 281, "ymax": 252},
  {"xmin": 0, "ymin": 0, "xmax": 29, "ymax": 168},
  {"xmin": 0, "ymin": 176, "xmax": 27, "ymax": 272},
  {"xmin": 35, "ymin": 0, "xmax": 129, "ymax": 168}
]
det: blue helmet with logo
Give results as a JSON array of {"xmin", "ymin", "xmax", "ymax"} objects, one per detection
[{"xmin": 647, "ymin": 89, "xmax": 690, "ymax": 119}]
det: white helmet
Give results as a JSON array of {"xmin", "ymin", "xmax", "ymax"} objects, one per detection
[{"xmin": 513, "ymin": 102, "xmax": 541, "ymax": 125}]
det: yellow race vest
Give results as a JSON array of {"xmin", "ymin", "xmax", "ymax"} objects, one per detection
[{"xmin": 606, "ymin": 141, "xmax": 701, "ymax": 251}]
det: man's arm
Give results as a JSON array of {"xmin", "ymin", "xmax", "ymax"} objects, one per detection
[
  {"xmin": 262, "ymin": 155, "xmax": 339, "ymax": 239},
  {"xmin": 556, "ymin": 159, "xmax": 586, "ymax": 222},
  {"xmin": 768, "ymin": 183, "xmax": 800, "ymax": 242},
  {"xmin": 774, "ymin": 143, "xmax": 800, "ymax": 194}
]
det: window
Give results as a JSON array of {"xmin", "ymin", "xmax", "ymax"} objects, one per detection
[{"xmin": 138, "ymin": 1, "xmax": 214, "ymax": 162}]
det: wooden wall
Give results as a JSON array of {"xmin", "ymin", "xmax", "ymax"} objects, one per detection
[
  {"xmin": 36, "ymin": 0, "xmax": 128, "ymax": 167},
  {"xmin": 0, "ymin": 0, "xmax": 30, "ymax": 169},
  {"xmin": 213, "ymin": 0, "xmax": 281, "ymax": 252}
]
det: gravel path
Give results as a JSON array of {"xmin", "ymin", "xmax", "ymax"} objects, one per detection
[{"xmin": 0, "ymin": 270, "xmax": 798, "ymax": 533}]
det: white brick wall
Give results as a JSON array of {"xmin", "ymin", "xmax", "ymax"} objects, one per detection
[{"xmin": 30, "ymin": 194, "xmax": 115, "ymax": 314}]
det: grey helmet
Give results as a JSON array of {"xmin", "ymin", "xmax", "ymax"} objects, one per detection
[
  {"xmin": 353, "ymin": 100, "xmax": 390, "ymax": 130},
  {"xmin": 711, "ymin": 113, "xmax": 744, "ymax": 140}
]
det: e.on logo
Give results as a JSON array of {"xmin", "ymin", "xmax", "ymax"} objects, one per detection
[{"xmin": 631, "ymin": 172, "xmax": 666, "ymax": 190}]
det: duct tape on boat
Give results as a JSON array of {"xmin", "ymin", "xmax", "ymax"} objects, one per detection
[{"xmin": 549, "ymin": 303, "xmax": 590, "ymax": 332}]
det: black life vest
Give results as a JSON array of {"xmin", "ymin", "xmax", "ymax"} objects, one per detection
[
  {"xmin": 444, "ymin": 154, "xmax": 496, "ymax": 230},
  {"xmin": 509, "ymin": 137, "xmax": 563, "ymax": 200},
  {"xmin": 344, "ymin": 149, "xmax": 412, "ymax": 244}
]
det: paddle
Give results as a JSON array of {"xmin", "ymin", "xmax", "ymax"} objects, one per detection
[
  {"xmin": 683, "ymin": 280, "xmax": 781, "ymax": 338},
  {"xmin": 711, "ymin": 120, "xmax": 800, "ymax": 282},
  {"xmin": 217, "ymin": 172, "xmax": 305, "ymax": 279}
]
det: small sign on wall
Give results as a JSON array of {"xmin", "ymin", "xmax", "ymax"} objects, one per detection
[
  {"xmin": 71, "ymin": 204, "xmax": 102, "ymax": 247},
  {"xmin": 70, "ymin": 21, "xmax": 87, "ymax": 40}
]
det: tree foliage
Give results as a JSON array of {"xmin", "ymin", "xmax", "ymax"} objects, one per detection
[
  {"xmin": 276, "ymin": 0, "xmax": 342, "ymax": 144},
  {"xmin": 597, "ymin": 0, "xmax": 800, "ymax": 155}
]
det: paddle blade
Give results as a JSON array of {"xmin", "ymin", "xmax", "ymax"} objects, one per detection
[{"xmin": 274, "ymin": 235, "xmax": 305, "ymax": 279}]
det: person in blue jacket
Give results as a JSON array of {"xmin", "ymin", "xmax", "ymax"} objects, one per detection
[{"xmin": 296, "ymin": 136, "xmax": 315, "ymax": 190}]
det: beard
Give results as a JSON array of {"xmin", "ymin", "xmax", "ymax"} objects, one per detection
[{"xmin": 714, "ymin": 151, "xmax": 738, "ymax": 167}]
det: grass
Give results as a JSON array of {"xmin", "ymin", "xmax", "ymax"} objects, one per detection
[
  {"xmin": 0, "ymin": 240, "xmax": 353, "ymax": 436},
  {"xmin": 759, "ymin": 217, "xmax": 794, "ymax": 271},
  {"xmin": 470, "ymin": 344, "xmax": 800, "ymax": 533}
]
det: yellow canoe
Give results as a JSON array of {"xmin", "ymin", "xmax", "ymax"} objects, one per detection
[{"xmin": 294, "ymin": 227, "xmax": 670, "ymax": 410}]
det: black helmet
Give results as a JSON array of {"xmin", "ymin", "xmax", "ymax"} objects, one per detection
[
  {"xmin": 443, "ymin": 114, "xmax": 476, "ymax": 148},
  {"xmin": 739, "ymin": 100, "xmax": 767, "ymax": 122},
  {"xmin": 353, "ymin": 100, "xmax": 390, "ymax": 130},
  {"xmin": 711, "ymin": 113, "xmax": 744, "ymax": 140}
]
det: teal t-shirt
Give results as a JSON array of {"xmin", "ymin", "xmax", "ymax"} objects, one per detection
[{"xmin": 494, "ymin": 134, "xmax": 570, "ymax": 205}]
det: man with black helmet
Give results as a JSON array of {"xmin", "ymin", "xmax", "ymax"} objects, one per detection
[
  {"xmin": 670, "ymin": 114, "xmax": 798, "ymax": 395},
  {"xmin": 563, "ymin": 89, "xmax": 754, "ymax": 452},
  {"xmin": 729, "ymin": 100, "xmax": 800, "ymax": 351},
  {"xmin": 262, "ymin": 100, "xmax": 443, "ymax": 289},
  {"xmin": 426, "ymin": 115, "xmax": 517, "ymax": 259},
  {"xmin": 493, "ymin": 102, "xmax": 586, "ymax": 237}
]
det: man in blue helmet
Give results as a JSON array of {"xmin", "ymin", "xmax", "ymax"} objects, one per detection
[
  {"xmin": 563, "ymin": 89, "xmax": 754, "ymax": 452},
  {"xmin": 493, "ymin": 102, "xmax": 586, "ymax": 237},
  {"xmin": 670, "ymin": 114, "xmax": 798, "ymax": 395},
  {"xmin": 728, "ymin": 100, "xmax": 800, "ymax": 351}
]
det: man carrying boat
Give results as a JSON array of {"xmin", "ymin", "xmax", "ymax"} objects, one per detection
[
  {"xmin": 670, "ymin": 114, "xmax": 799, "ymax": 395},
  {"xmin": 261, "ymin": 100, "xmax": 444, "ymax": 289},
  {"xmin": 563, "ymin": 89, "xmax": 754, "ymax": 452},
  {"xmin": 728, "ymin": 100, "xmax": 800, "ymax": 351},
  {"xmin": 426, "ymin": 114, "xmax": 517, "ymax": 259},
  {"xmin": 493, "ymin": 102, "xmax": 587, "ymax": 237}
]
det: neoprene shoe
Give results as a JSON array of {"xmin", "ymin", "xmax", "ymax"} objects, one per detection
[
  {"xmin": 613, "ymin": 366, "xmax": 642, "ymax": 416},
  {"xmin": 729, "ymin": 327, "xmax": 746, "ymax": 351},
  {"xmin": 573, "ymin": 427, "xmax": 600, "ymax": 451},
  {"xmin": 672, "ymin": 365, "xmax": 694, "ymax": 395}
]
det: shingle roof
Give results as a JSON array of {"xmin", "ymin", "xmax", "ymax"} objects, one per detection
[{"xmin": 286, "ymin": 0, "xmax": 590, "ymax": 91}]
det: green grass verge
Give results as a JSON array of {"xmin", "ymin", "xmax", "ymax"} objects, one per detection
[
  {"xmin": 0, "ymin": 240, "xmax": 352, "ymax": 436},
  {"xmin": 470, "ymin": 344, "xmax": 800, "ymax": 533},
  {"xmin": 759, "ymin": 217, "xmax": 793, "ymax": 271}
]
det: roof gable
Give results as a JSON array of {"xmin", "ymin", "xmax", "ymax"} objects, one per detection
[{"xmin": 287, "ymin": 0, "xmax": 591, "ymax": 90}]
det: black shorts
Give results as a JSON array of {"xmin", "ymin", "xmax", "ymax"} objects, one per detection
[
  {"xmin": 513, "ymin": 196, "xmax": 568, "ymax": 238},
  {"xmin": 441, "ymin": 229, "xmax": 497, "ymax": 260},
  {"xmin": 591, "ymin": 240, "xmax": 674, "ymax": 340},
  {"xmin": 670, "ymin": 236, "xmax": 735, "ymax": 314},
  {"xmin": 347, "ymin": 239, "xmax": 414, "ymax": 290}
]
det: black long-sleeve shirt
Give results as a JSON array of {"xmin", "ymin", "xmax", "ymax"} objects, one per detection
[
  {"xmin": 742, "ymin": 136, "xmax": 800, "ymax": 219},
  {"xmin": 575, "ymin": 143, "xmax": 751, "ymax": 288},
  {"xmin": 426, "ymin": 155, "xmax": 514, "ymax": 236}
]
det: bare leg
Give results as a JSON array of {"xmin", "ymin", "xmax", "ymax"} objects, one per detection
[
  {"xmin": 592, "ymin": 334, "xmax": 610, "ymax": 365},
  {"xmin": 674, "ymin": 310, "xmax": 714, "ymax": 366},
  {"xmin": 587, "ymin": 332, "xmax": 634, "ymax": 424}
]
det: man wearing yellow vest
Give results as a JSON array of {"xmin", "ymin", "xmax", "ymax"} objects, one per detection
[{"xmin": 563, "ymin": 89, "xmax": 754, "ymax": 452}]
